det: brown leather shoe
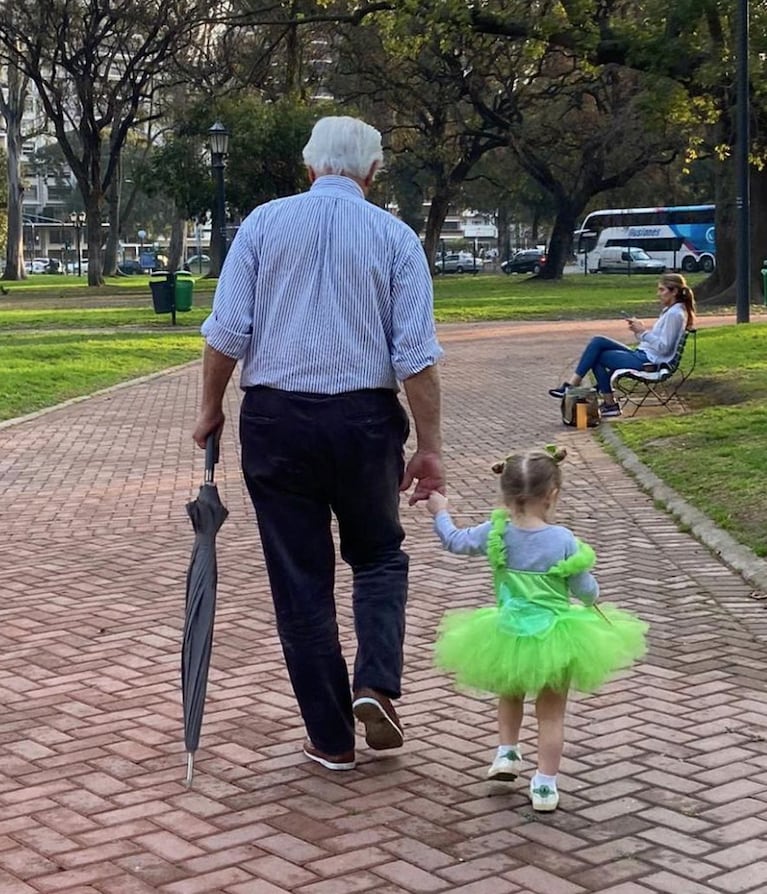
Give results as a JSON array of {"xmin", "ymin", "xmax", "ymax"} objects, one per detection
[
  {"xmin": 302, "ymin": 740, "xmax": 356, "ymax": 771},
  {"xmin": 352, "ymin": 688, "xmax": 404, "ymax": 750}
]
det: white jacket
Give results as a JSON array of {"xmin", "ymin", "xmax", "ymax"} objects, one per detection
[{"xmin": 637, "ymin": 303, "xmax": 686, "ymax": 365}]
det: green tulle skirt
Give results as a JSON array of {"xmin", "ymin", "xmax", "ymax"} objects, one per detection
[{"xmin": 434, "ymin": 602, "xmax": 648, "ymax": 696}]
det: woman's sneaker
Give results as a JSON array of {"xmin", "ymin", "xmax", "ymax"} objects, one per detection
[
  {"xmin": 530, "ymin": 781, "xmax": 559, "ymax": 812},
  {"xmin": 548, "ymin": 383, "xmax": 570, "ymax": 399},
  {"xmin": 600, "ymin": 403, "xmax": 622, "ymax": 418},
  {"xmin": 487, "ymin": 748, "xmax": 521, "ymax": 781}
]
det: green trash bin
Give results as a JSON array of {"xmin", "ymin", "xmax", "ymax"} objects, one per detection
[
  {"xmin": 174, "ymin": 270, "xmax": 194, "ymax": 312},
  {"xmin": 150, "ymin": 272, "xmax": 174, "ymax": 314}
]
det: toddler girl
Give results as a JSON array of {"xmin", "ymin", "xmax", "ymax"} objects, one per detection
[{"xmin": 427, "ymin": 446, "xmax": 647, "ymax": 811}]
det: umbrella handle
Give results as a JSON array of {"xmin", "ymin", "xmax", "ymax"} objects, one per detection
[{"xmin": 205, "ymin": 434, "xmax": 219, "ymax": 484}]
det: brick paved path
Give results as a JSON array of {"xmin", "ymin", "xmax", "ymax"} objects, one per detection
[{"xmin": 1, "ymin": 318, "xmax": 766, "ymax": 894}]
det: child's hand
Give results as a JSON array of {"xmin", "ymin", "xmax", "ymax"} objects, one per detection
[{"xmin": 426, "ymin": 491, "xmax": 449, "ymax": 516}]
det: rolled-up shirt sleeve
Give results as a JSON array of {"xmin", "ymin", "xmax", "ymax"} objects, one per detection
[
  {"xmin": 390, "ymin": 239, "xmax": 443, "ymax": 380},
  {"xmin": 200, "ymin": 224, "xmax": 258, "ymax": 359}
]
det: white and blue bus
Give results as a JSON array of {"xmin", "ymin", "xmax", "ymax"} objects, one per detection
[{"xmin": 575, "ymin": 204, "xmax": 716, "ymax": 274}]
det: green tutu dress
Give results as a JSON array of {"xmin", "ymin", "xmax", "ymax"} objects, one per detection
[{"xmin": 434, "ymin": 510, "xmax": 648, "ymax": 696}]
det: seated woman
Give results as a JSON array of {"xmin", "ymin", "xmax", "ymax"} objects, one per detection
[{"xmin": 549, "ymin": 273, "xmax": 696, "ymax": 418}]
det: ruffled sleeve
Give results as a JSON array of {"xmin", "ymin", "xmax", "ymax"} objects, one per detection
[
  {"xmin": 548, "ymin": 539, "xmax": 596, "ymax": 577},
  {"xmin": 486, "ymin": 508, "xmax": 509, "ymax": 574}
]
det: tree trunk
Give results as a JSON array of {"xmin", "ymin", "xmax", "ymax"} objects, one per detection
[
  {"xmin": 85, "ymin": 198, "xmax": 104, "ymax": 287},
  {"xmin": 103, "ymin": 176, "xmax": 122, "ymax": 276},
  {"xmin": 423, "ymin": 187, "xmax": 451, "ymax": 270},
  {"xmin": 696, "ymin": 160, "xmax": 767, "ymax": 306},
  {"xmin": 749, "ymin": 165, "xmax": 767, "ymax": 305},
  {"xmin": 3, "ymin": 124, "xmax": 26, "ymax": 281},
  {"xmin": 695, "ymin": 155, "xmax": 735, "ymax": 301},
  {"xmin": 168, "ymin": 212, "xmax": 186, "ymax": 272},
  {"xmin": 540, "ymin": 201, "xmax": 582, "ymax": 280},
  {"xmin": 423, "ymin": 147, "xmax": 491, "ymax": 269},
  {"xmin": 1, "ymin": 62, "xmax": 27, "ymax": 282},
  {"xmin": 496, "ymin": 205, "xmax": 512, "ymax": 261}
]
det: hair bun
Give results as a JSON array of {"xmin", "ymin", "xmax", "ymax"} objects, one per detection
[
  {"xmin": 491, "ymin": 460, "xmax": 505, "ymax": 474},
  {"xmin": 544, "ymin": 445, "xmax": 567, "ymax": 463}
]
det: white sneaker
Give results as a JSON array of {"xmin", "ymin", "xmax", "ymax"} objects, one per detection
[
  {"xmin": 486, "ymin": 748, "xmax": 521, "ymax": 781},
  {"xmin": 530, "ymin": 781, "xmax": 559, "ymax": 812}
]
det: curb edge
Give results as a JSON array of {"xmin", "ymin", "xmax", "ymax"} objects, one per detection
[{"xmin": 600, "ymin": 424, "xmax": 767, "ymax": 594}]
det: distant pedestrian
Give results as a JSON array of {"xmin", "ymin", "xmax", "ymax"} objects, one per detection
[
  {"xmin": 548, "ymin": 273, "xmax": 696, "ymax": 418},
  {"xmin": 193, "ymin": 115, "xmax": 445, "ymax": 772},
  {"xmin": 426, "ymin": 447, "xmax": 646, "ymax": 811}
]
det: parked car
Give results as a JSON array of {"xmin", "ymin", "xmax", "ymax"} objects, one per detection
[
  {"xmin": 434, "ymin": 252, "xmax": 484, "ymax": 274},
  {"xmin": 116, "ymin": 259, "xmax": 144, "ymax": 275},
  {"xmin": 26, "ymin": 257, "xmax": 61, "ymax": 274},
  {"xmin": 595, "ymin": 246, "xmax": 666, "ymax": 275},
  {"xmin": 183, "ymin": 254, "xmax": 211, "ymax": 274},
  {"xmin": 500, "ymin": 250, "xmax": 546, "ymax": 275}
]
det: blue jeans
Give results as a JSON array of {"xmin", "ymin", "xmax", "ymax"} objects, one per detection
[
  {"xmin": 240, "ymin": 386, "xmax": 410, "ymax": 755},
  {"xmin": 575, "ymin": 336, "xmax": 649, "ymax": 395}
]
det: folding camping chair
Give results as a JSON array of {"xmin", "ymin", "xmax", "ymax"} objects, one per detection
[{"xmin": 609, "ymin": 328, "xmax": 697, "ymax": 417}]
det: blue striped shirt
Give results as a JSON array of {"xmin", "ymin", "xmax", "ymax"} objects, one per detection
[{"xmin": 201, "ymin": 175, "xmax": 443, "ymax": 392}]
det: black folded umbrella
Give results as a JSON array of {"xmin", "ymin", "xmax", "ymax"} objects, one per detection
[{"xmin": 182, "ymin": 435, "xmax": 228, "ymax": 785}]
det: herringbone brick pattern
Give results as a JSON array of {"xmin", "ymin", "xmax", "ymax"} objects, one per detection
[{"xmin": 1, "ymin": 317, "xmax": 765, "ymax": 893}]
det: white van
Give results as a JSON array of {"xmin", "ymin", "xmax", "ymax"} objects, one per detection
[{"xmin": 592, "ymin": 246, "xmax": 666, "ymax": 275}]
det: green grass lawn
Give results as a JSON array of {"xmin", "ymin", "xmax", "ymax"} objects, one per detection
[
  {"xmin": 0, "ymin": 271, "xmax": 211, "ymax": 292},
  {"xmin": 616, "ymin": 324, "xmax": 767, "ymax": 557},
  {"xmin": 0, "ymin": 304, "xmax": 212, "ymax": 329},
  {"xmin": 1, "ymin": 271, "xmax": 715, "ymax": 325},
  {"xmin": 432, "ymin": 271, "xmax": 713, "ymax": 321},
  {"xmin": 2, "ymin": 272, "xmax": 765, "ymax": 559},
  {"xmin": 1, "ymin": 331, "xmax": 203, "ymax": 421}
]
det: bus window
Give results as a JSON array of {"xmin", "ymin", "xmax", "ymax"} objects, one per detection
[
  {"xmin": 576, "ymin": 231, "xmax": 597, "ymax": 253},
  {"xmin": 606, "ymin": 237, "xmax": 683, "ymax": 252},
  {"xmin": 668, "ymin": 208, "xmax": 712, "ymax": 225}
]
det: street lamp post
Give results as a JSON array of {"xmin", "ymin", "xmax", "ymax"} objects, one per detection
[
  {"xmin": 69, "ymin": 211, "xmax": 86, "ymax": 276},
  {"xmin": 208, "ymin": 121, "xmax": 230, "ymax": 275},
  {"xmin": 735, "ymin": 0, "xmax": 750, "ymax": 324},
  {"xmin": 137, "ymin": 229, "xmax": 147, "ymax": 269}
]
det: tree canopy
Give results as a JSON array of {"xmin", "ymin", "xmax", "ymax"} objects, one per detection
[{"xmin": 2, "ymin": 0, "xmax": 767, "ymax": 296}]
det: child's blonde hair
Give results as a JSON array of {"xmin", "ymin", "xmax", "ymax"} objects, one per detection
[{"xmin": 491, "ymin": 447, "xmax": 567, "ymax": 508}]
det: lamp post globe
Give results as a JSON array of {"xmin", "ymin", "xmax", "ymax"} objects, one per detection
[
  {"xmin": 209, "ymin": 121, "xmax": 229, "ymax": 157},
  {"xmin": 208, "ymin": 121, "xmax": 230, "ymax": 274}
]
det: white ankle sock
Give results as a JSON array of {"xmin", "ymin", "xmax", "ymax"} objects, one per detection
[
  {"xmin": 532, "ymin": 771, "xmax": 557, "ymax": 789},
  {"xmin": 496, "ymin": 744, "xmax": 520, "ymax": 759}
]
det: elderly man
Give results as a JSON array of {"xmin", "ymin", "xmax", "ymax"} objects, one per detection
[{"xmin": 193, "ymin": 116, "xmax": 444, "ymax": 771}]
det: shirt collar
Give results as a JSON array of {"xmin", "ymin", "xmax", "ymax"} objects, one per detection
[{"xmin": 309, "ymin": 175, "xmax": 365, "ymax": 200}]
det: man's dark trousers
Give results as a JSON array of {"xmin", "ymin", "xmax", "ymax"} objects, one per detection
[{"xmin": 240, "ymin": 386, "xmax": 410, "ymax": 755}]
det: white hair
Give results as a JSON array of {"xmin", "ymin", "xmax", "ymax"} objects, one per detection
[{"xmin": 302, "ymin": 116, "xmax": 383, "ymax": 180}]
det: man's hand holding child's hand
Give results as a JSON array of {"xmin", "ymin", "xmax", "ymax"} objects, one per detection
[{"xmin": 427, "ymin": 492, "xmax": 449, "ymax": 516}]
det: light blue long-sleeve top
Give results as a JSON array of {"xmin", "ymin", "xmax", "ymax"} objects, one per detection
[
  {"xmin": 636, "ymin": 302, "xmax": 686, "ymax": 365},
  {"xmin": 433, "ymin": 510, "xmax": 599, "ymax": 604},
  {"xmin": 201, "ymin": 175, "xmax": 443, "ymax": 393}
]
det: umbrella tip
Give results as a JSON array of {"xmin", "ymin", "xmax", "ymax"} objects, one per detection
[{"xmin": 185, "ymin": 752, "xmax": 195, "ymax": 787}]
